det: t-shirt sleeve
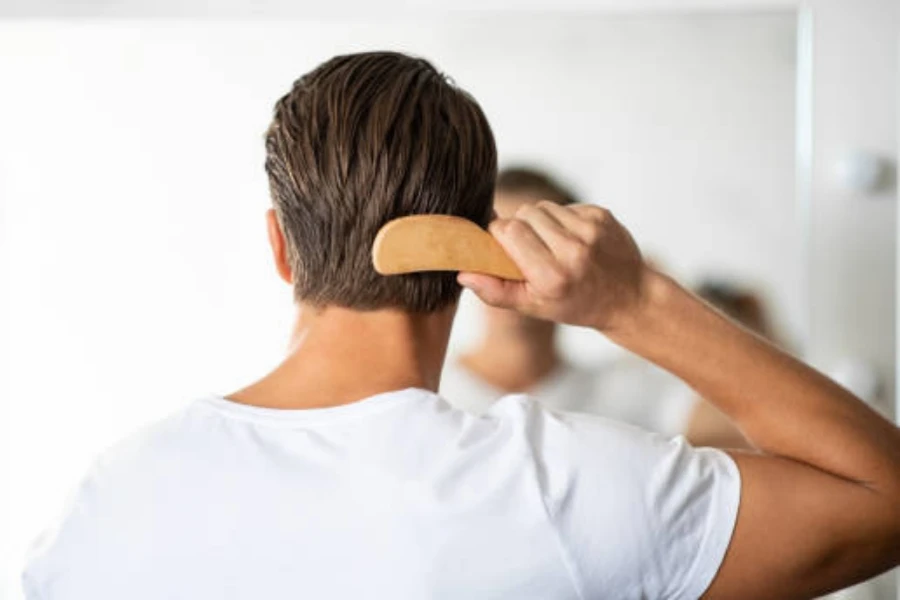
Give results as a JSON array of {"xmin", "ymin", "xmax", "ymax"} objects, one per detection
[{"xmin": 533, "ymin": 408, "xmax": 741, "ymax": 600}]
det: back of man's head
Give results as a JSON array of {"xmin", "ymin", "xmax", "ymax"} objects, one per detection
[{"xmin": 265, "ymin": 51, "xmax": 497, "ymax": 312}]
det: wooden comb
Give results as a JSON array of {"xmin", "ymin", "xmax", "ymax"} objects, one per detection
[{"xmin": 372, "ymin": 215, "xmax": 525, "ymax": 280}]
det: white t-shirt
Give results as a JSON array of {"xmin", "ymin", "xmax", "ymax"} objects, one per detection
[
  {"xmin": 441, "ymin": 356, "xmax": 697, "ymax": 437},
  {"xmin": 24, "ymin": 389, "xmax": 740, "ymax": 600}
]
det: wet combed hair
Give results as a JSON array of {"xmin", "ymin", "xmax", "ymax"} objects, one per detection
[
  {"xmin": 495, "ymin": 166, "xmax": 578, "ymax": 206},
  {"xmin": 264, "ymin": 51, "xmax": 497, "ymax": 312}
]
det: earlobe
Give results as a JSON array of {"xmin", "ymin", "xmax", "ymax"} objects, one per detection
[{"xmin": 266, "ymin": 208, "xmax": 294, "ymax": 285}]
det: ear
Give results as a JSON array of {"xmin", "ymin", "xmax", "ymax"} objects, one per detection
[{"xmin": 266, "ymin": 208, "xmax": 294, "ymax": 285}]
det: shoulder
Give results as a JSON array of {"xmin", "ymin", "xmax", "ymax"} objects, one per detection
[
  {"xmin": 489, "ymin": 397, "xmax": 741, "ymax": 599},
  {"xmin": 489, "ymin": 391, "xmax": 679, "ymax": 459},
  {"xmin": 23, "ymin": 401, "xmax": 215, "ymax": 596},
  {"xmin": 487, "ymin": 393, "xmax": 696, "ymax": 497},
  {"xmin": 514, "ymin": 396, "xmax": 738, "ymax": 504},
  {"xmin": 75, "ymin": 401, "xmax": 221, "ymax": 495}
]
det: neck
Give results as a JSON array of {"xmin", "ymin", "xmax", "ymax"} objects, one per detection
[{"xmin": 230, "ymin": 304, "xmax": 456, "ymax": 410}]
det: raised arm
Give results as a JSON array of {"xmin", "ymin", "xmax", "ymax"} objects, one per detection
[{"xmin": 458, "ymin": 202, "xmax": 900, "ymax": 598}]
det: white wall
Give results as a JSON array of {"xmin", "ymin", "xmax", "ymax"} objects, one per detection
[
  {"xmin": 808, "ymin": 0, "xmax": 898, "ymax": 406},
  {"xmin": 0, "ymin": 12, "xmax": 814, "ymax": 600},
  {"xmin": 1, "ymin": 1, "xmax": 893, "ymax": 598},
  {"xmin": 806, "ymin": 1, "xmax": 899, "ymax": 598},
  {"xmin": 0, "ymin": 0, "xmax": 801, "ymax": 17}
]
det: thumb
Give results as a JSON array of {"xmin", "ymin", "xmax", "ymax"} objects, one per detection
[{"xmin": 457, "ymin": 272, "xmax": 527, "ymax": 310}]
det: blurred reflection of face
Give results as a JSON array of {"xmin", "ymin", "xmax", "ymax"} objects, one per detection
[{"xmin": 483, "ymin": 191, "xmax": 555, "ymax": 336}]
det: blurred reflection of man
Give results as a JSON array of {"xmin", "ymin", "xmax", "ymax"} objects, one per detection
[{"xmin": 441, "ymin": 167, "xmax": 737, "ymax": 444}]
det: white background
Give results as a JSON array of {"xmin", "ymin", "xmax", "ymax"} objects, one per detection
[
  {"xmin": 1, "ymin": 1, "xmax": 897, "ymax": 597},
  {"xmin": 0, "ymin": 15, "xmax": 799, "ymax": 597}
]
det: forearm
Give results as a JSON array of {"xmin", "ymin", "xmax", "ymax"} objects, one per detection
[
  {"xmin": 684, "ymin": 399, "xmax": 753, "ymax": 450},
  {"xmin": 467, "ymin": 203, "xmax": 900, "ymax": 592},
  {"xmin": 608, "ymin": 270, "xmax": 900, "ymax": 494}
]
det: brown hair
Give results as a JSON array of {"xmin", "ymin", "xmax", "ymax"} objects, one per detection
[
  {"xmin": 496, "ymin": 166, "xmax": 578, "ymax": 206},
  {"xmin": 264, "ymin": 51, "xmax": 497, "ymax": 312}
]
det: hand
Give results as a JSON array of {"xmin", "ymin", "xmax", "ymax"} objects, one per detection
[{"xmin": 457, "ymin": 202, "xmax": 650, "ymax": 333}]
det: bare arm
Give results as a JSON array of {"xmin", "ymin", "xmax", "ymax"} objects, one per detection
[
  {"xmin": 684, "ymin": 398, "xmax": 752, "ymax": 450},
  {"xmin": 459, "ymin": 202, "xmax": 900, "ymax": 598},
  {"xmin": 616, "ymin": 271, "xmax": 900, "ymax": 597}
]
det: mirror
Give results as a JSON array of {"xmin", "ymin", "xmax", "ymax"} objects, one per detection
[{"xmin": 0, "ymin": 11, "xmax": 816, "ymax": 598}]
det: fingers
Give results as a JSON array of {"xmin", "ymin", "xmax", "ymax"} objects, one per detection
[
  {"xmin": 512, "ymin": 203, "xmax": 577, "ymax": 248},
  {"xmin": 543, "ymin": 202, "xmax": 610, "ymax": 243},
  {"xmin": 513, "ymin": 201, "xmax": 611, "ymax": 249},
  {"xmin": 489, "ymin": 218, "xmax": 560, "ymax": 282},
  {"xmin": 467, "ymin": 201, "xmax": 617, "ymax": 316},
  {"xmin": 494, "ymin": 202, "xmax": 583, "ymax": 272},
  {"xmin": 513, "ymin": 202, "xmax": 602, "ymax": 273},
  {"xmin": 570, "ymin": 204, "xmax": 615, "ymax": 239},
  {"xmin": 457, "ymin": 272, "xmax": 528, "ymax": 310}
]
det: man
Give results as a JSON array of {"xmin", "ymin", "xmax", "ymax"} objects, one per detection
[
  {"xmin": 442, "ymin": 167, "xmax": 701, "ymax": 439},
  {"xmin": 24, "ymin": 51, "xmax": 900, "ymax": 599}
]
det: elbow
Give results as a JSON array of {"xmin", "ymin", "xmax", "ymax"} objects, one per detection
[{"xmin": 879, "ymin": 491, "xmax": 900, "ymax": 567}]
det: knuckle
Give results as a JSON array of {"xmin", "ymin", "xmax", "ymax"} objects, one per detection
[
  {"xmin": 506, "ymin": 219, "xmax": 531, "ymax": 237},
  {"xmin": 536, "ymin": 200, "xmax": 558, "ymax": 212},
  {"xmin": 592, "ymin": 206, "xmax": 612, "ymax": 222},
  {"xmin": 488, "ymin": 219, "xmax": 508, "ymax": 236},
  {"xmin": 515, "ymin": 203, "xmax": 537, "ymax": 218},
  {"xmin": 584, "ymin": 220, "xmax": 603, "ymax": 241},
  {"xmin": 569, "ymin": 242, "xmax": 592, "ymax": 266}
]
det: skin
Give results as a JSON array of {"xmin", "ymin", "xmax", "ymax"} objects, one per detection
[
  {"xmin": 466, "ymin": 192, "xmax": 750, "ymax": 449},
  {"xmin": 235, "ymin": 202, "xmax": 900, "ymax": 597},
  {"xmin": 686, "ymin": 400, "xmax": 752, "ymax": 449},
  {"xmin": 459, "ymin": 201, "xmax": 900, "ymax": 598},
  {"xmin": 686, "ymin": 294, "xmax": 771, "ymax": 449},
  {"xmin": 229, "ymin": 210, "xmax": 456, "ymax": 410},
  {"xmin": 458, "ymin": 191, "xmax": 562, "ymax": 393}
]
